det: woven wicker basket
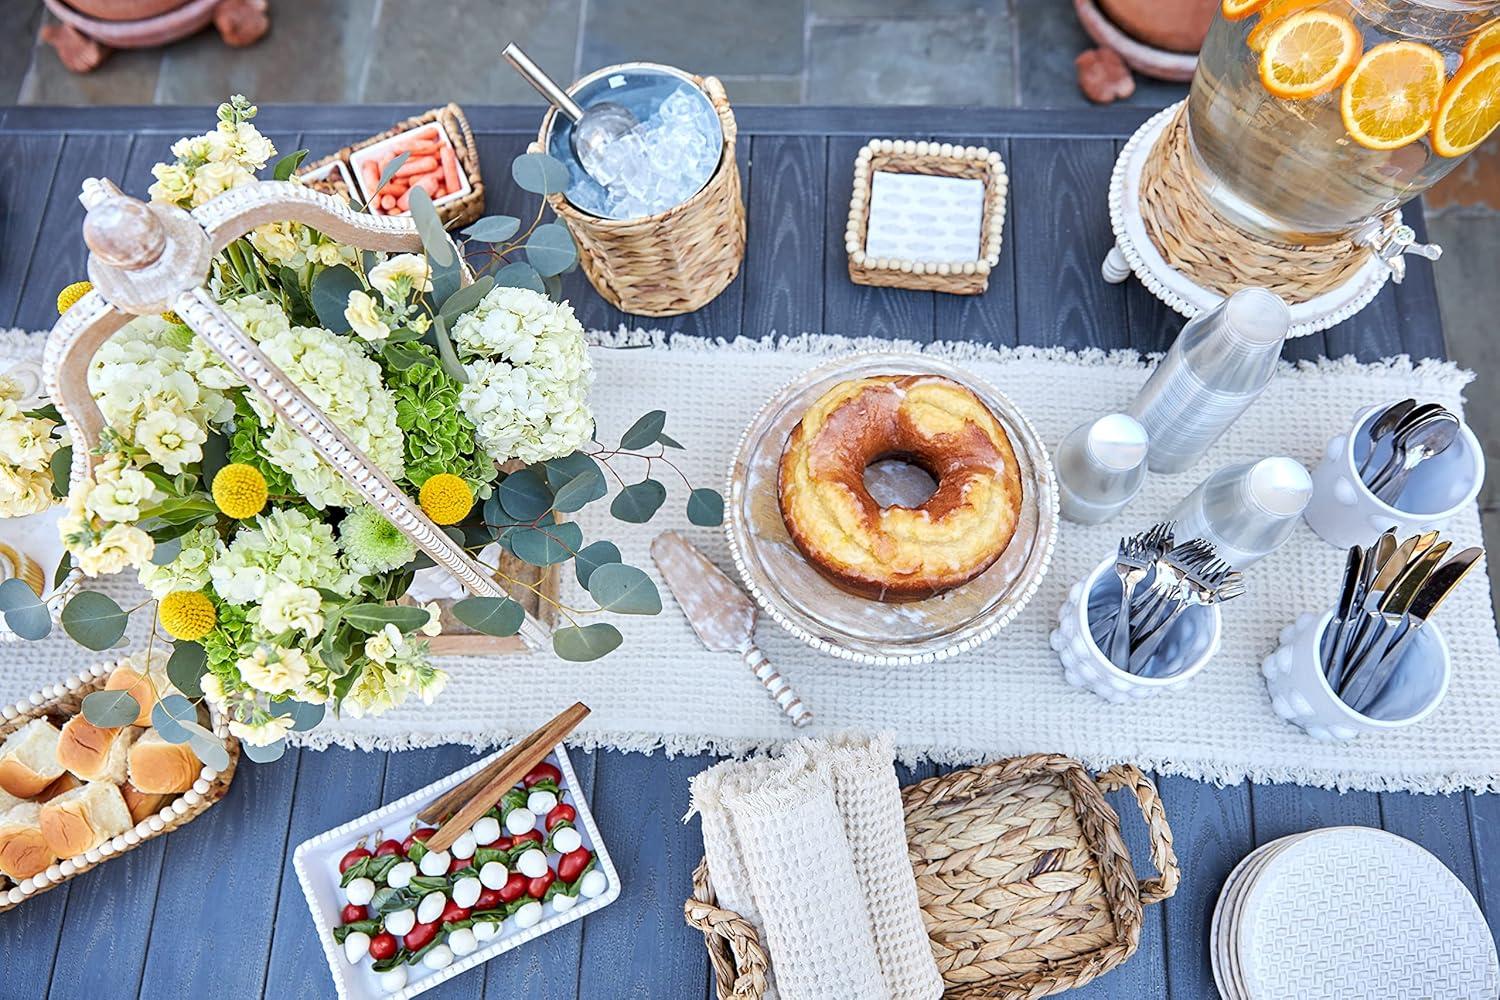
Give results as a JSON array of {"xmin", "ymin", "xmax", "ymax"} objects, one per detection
[
  {"xmin": 0, "ymin": 658, "xmax": 238, "ymax": 913},
  {"xmin": 685, "ymin": 753, "xmax": 1178, "ymax": 1000},
  {"xmin": 300, "ymin": 103, "xmax": 484, "ymax": 228},
  {"xmin": 531, "ymin": 73, "xmax": 747, "ymax": 317}
]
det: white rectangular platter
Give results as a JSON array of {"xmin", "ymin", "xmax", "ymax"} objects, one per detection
[{"xmin": 294, "ymin": 744, "xmax": 619, "ymax": 1000}]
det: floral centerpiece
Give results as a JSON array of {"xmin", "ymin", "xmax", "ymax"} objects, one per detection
[{"xmin": 0, "ymin": 97, "xmax": 721, "ymax": 763}]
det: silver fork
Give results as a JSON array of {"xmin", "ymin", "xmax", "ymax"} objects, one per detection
[
  {"xmin": 1109, "ymin": 532, "xmax": 1157, "ymax": 669},
  {"xmin": 1130, "ymin": 563, "xmax": 1244, "ymax": 673}
]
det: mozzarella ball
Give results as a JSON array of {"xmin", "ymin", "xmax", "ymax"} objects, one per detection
[
  {"xmin": 384, "ymin": 908, "xmax": 416, "ymax": 937},
  {"xmin": 452, "ymin": 875, "xmax": 482, "ymax": 910},
  {"xmin": 513, "ymin": 900, "xmax": 543, "ymax": 929},
  {"xmin": 342, "ymin": 931, "xmax": 370, "ymax": 964},
  {"xmin": 579, "ymin": 869, "xmax": 609, "ymax": 899},
  {"xmin": 552, "ymin": 892, "xmax": 577, "ymax": 912},
  {"xmin": 526, "ymin": 790, "xmax": 557, "ymax": 816},
  {"xmin": 421, "ymin": 944, "xmax": 455, "ymax": 970},
  {"xmin": 379, "ymin": 967, "xmax": 408, "ymax": 991},
  {"xmin": 504, "ymin": 808, "xmax": 537, "ymax": 837},
  {"xmin": 551, "ymin": 827, "xmax": 582, "ymax": 855},
  {"xmin": 448, "ymin": 927, "xmax": 479, "ymax": 957},
  {"xmin": 479, "ymin": 861, "xmax": 508, "ymax": 890},
  {"xmin": 417, "ymin": 890, "xmax": 447, "ymax": 926},
  {"xmin": 516, "ymin": 848, "xmax": 548, "ymax": 879},
  {"xmin": 450, "ymin": 830, "xmax": 477, "ymax": 861},
  {"xmin": 418, "ymin": 849, "xmax": 452, "ymax": 877},
  {"xmin": 470, "ymin": 816, "xmax": 501, "ymax": 846},
  {"xmin": 344, "ymin": 877, "xmax": 375, "ymax": 906},
  {"xmin": 473, "ymin": 920, "xmax": 500, "ymax": 942},
  {"xmin": 385, "ymin": 860, "xmax": 416, "ymax": 888}
]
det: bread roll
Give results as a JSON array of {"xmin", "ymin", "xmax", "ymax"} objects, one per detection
[
  {"xmin": 127, "ymin": 730, "xmax": 199, "ymax": 794},
  {"xmin": 103, "ymin": 663, "xmax": 169, "ymax": 727},
  {"xmin": 119, "ymin": 783, "xmax": 172, "ymax": 824},
  {"xmin": 0, "ymin": 785, "xmax": 22, "ymax": 815},
  {"xmin": 34, "ymin": 772, "xmax": 80, "ymax": 803},
  {"xmin": 0, "ymin": 802, "xmax": 56, "ymax": 881},
  {"xmin": 58, "ymin": 717, "xmax": 138, "ymax": 784},
  {"xmin": 39, "ymin": 782, "xmax": 132, "ymax": 857},
  {"xmin": 0, "ymin": 718, "xmax": 64, "ymax": 797}
]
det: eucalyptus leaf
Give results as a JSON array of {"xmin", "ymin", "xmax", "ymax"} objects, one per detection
[
  {"xmin": 380, "ymin": 343, "xmax": 434, "ymax": 371},
  {"xmin": 150, "ymin": 534, "xmax": 185, "ymax": 566},
  {"xmin": 543, "ymin": 453, "xmax": 606, "ymax": 499},
  {"xmin": 610, "ymin": 479, "xmax": 667, "ymax": 523},
  {"xmin": 573, "ymin": 540, "xmax": 621, "ymax": 588},
  {"xmin": 50, "ymin": 445, "xmax": 71, "ymax": 499},
  {"xmin": 541, "ymin": 273, "xmax": 564, "ymax": 303},
  {"xmin": 151, "ymin": 694, "xmax": 197, "ymax": 744},
  {"xmin": 658, "ymin": 432, "xmax": 684, "ymax": 450},
  {"xmin": 61, "ymin": 591, "xmax": 128, "ymax": 651},
  {"xmin": 430, "ymin": 314, "xmax": 469, "ymax": 384},
  {"xmin": 273, "ymin": 149, "xmax": 310, "ymax": 181},
  {"xmin": 244, "ymin": 738, "xmax": 287, "ymax": 763},
  {"xmin": 687, "ymin": 487, "xmax": 725, "ymax": 527},
  {"xmin": 511, "ymin": 152, "xmax": 571, "ymax": 195},
  {"xmin": 0, "ymin": 577, "xmax": 40, "ymax": 612},
  {"xmin": 620, "ymin": 410, "xmax": 667, "ymax": 450},
  {"xmin": 523, "ymin": 223, "xmax": 577, "ymax": 278},
  {"xmin": 553, "ymin": 623, "xmax": 623, "ymax": 661},
  {"xmin": 499, "ymin": 468, "xmax": 553, "ymax": 521},
  {"xmin": 201, "ymin": 432, "xmax": 229, "ymax": 483},
  {"xmin": 166, "ymin": 641, "xmax": 207, "ymax": 698},
  {"xmin": 408, "ymin": 186, "xmax": 461, "ymax": 305},
  {"xmin": 81, "ymin": 689, "xmax": 141, "ymax": 728},
  {"xmin": 4, "ymin": 603, "xmax": 51, "ymax": 640},
  {"xmin": 451, "ymin": 596, "xmax": 525, "ymax": 637},
  {"xmin": 281, "ymin": 698, "xmax": 326, "ymax": 732},
  {"xmin": 343, "ymin": 603, "xmax": 432, "ymax": 634},
  {"xmin": 587, "ymin": 563, "xmax": 662, "ymax": 615},
  {"xmin": 370, "ymin": 151, "xmax": 410, "ymax": 202},
  {"xmin": 52, "ymin": 552, "xmax": 73, "ymax": 591},
  {"xmin": 509, "ymin": 521, "xmax": 583, "ymax": 566},
  {"xmin": 462, "ymin": 215, "xmax": 521, "ymax": 243},
  {"xmin": 311, "ymin": 264, "xmax": 363, "ymax": 333},
  {"xmin": 437, "ymin": 274, "xmax": 496, "ymax": 322},
  {"xmin": 552, "ymin": 468, "xmax": 605, "ymax": 513},
  {"xmin": 184, "ymin": 723, "xmax": 231, "ymax": 771},
  {"xmin": 495, "ymin": 261, "xmax": 545, "ymax": 294}
]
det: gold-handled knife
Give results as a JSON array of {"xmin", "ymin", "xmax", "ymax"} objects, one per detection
[
  {"xmin": 1340, "ymin": 541, "xmax": 1453, "ymax": 704},
  {"xmin": 650, "ymin": 531, "xmax": 813, "ymax": 728}
]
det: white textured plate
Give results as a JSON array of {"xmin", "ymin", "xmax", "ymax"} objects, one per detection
[
  {"xmin": 293, "ymin": 745, "xmax": 619, "ymax": 1000},
  {"xmin": 1211, "ymin": 833, "xmax": 1312, "ymax": 1000},
  {"xmin": 725, "ymin": 351, "xmax": 1059, "ymax": 665},
  {"xmin": 1239, "ymin": 826, "xmax": 1498, "ymax": 1000}
]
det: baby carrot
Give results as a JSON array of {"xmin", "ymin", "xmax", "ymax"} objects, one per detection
[
  {"xmin": 394, "ymin": 155, "xmax": 439, "ymax": 178},
  {"xmin": 439, "ymin": 145, "xmax": 461, "ymax": 193}
]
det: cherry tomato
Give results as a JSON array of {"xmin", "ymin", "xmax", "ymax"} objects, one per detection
[
  {"xmin": 403, "ymin": 921, "xmax": 438, "ymax": 952},
  {"xmin": 546, "ymin": 803, "xmax": 577, "ymax": 830},
  {"xmin": 368, "ymin": 932, "xmax": 398, "ymax": 961},
  {"xmin": 341, "ymin": 903, "xmax": 368, "ymax": 924},
  {"xmin": 440, "ymin": 899, "xmax": 472, "ymax": 924},
  {"xmin": 498, "ymin": 871, "xmax": 528, "ymax": 903},
  {"xmin": 558, "ymin": 847, "xmax": 593, "ymax": 884},
  {"xmin": 522, "ymin": 763, "xmax": 561, "ymax": 788},
  {"xmin": 448, "ymin": 854, "xmax": 471, "ymax": 875},
  {"xmin": 374, "ymin": 838, "xmax": 405, "ymax": 858},
  {"xmin": 475, "ymin": 887, "xmax": 504, "ymax": 910},
  {"xmin": 527, "ymin": 870, "xmax": 555, "ymax": 899},
  {"xmin": 338, "ymin": 846, "xmax": 371, "ymax": 873},
  {"xmin": 493, "ymin": 835, "xmax": 512, "ymax": 851},
  {"xmin": 511, "ymin": 829, "xmax": 543, "ymax": 849},
  {"xmin": 402, "ymin": 828, "xmax": 436, "ymax": 853}
]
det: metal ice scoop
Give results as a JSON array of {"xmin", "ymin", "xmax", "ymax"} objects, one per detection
[{"xmin": 503, "ymin": 44, "xmax": 637, "ymax": 184}]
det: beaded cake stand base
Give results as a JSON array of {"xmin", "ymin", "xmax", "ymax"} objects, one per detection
[{"xmin": 1102, "ymin": 101, "xmax": 1397, "ymax": 340}]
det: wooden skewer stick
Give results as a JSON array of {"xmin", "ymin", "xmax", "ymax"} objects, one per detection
[{"xmin": 423, "ymin": 702, "xmax": 590, "ymax": 854}]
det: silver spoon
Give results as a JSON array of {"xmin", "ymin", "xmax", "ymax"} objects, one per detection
[
  {"xmin": 503, "ymin": 43, "xmax": 638, "ymax": 184},
  {"xmin": 1364, "ymin": 406, "xmax": 1447, "ymax": 492},
  {"xmin": 1373, "ymin": 412, "xmax": 1459, "ymax": 505},
  {"xmin": 1358, "ymin": 398, "xmax": 1415, "ymax": 477}
]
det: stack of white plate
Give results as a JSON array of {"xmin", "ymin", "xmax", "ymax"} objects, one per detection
[{"xmin": 1211, "ymin": 826, "xmax": 1498, "ymax": 999}]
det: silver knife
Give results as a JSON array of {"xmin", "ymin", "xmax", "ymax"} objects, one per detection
[{"xmin": 650, "ymin": 531, "xmax": 812, "ymax": 727}]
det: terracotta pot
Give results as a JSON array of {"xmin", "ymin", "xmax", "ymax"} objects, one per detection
[
  {"xmin": 65, "ymin": 0, "xmax": 187, "ymax": 20},
  {"xmin": 1098, "ymin": 0, "xmax": 1216, "ymax": 54}
]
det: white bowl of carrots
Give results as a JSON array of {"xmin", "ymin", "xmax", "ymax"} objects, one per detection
[{"xmin": 350, "ymin": 123, "xmax": 471, "ymax": 217}]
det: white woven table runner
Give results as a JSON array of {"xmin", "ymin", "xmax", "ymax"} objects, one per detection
[{"xmin": 3, "ymin": 328, "xmax": 1498, "ymax": 794}]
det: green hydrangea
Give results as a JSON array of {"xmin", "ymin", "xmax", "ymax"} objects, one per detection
[
  {"xmin": 340, "ymin": 505, "xmax": 417, "ymax": 574},
  {"xmin": 227, "ymin": 395, "xmax": 299, "ymax": 498},
  {"xmin": 201, "ymin": 600, "xmax": 256, "ymax": 678},
  {"xmin": 386, "ymin": 345, "xmax": 497, "ymax": 491}
]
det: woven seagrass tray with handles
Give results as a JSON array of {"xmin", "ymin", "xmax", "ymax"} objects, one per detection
[
  {"xmin": 0, "ymin": 659, "xmax": 239, "ymax": 913},
  {"xmin": 685, "ymin": 753, "xmax": 1178, "ymax": 1000}
]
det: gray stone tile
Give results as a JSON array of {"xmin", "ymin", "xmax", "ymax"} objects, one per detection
[
  {"xmin": 1482, "ymin": 507, "xmax": 1500, "ymax": 619},
  {"xmin": 0, "ymin": 0, "xmax": 42, "ymax": 105},
  {"xmin": 1012, "ymin": 0, "xmax": 1187, "ymax": 110},
  {"xmin": 806, "ymin": 12, "xmax": 1014, "ymax": 105},
  {"xmin": 365, "ymin": 0, "xmax": 580, "ymax": 104},
  {"xmin": 20, "ymin": 35, "xmax": 161, "ymax": 105},
  {"xmin": 716, "ymin": 75, "xmax": 804, "ymax": 104},
  {"xmin": 1428, "ymin": 209, "xmax": 1500, "ymax": 513},
  {"xmin": 581, "ymin": 0, "xmax": 804, "ymax": 77},
  {"xmin": 155, "ymin": 0, "xmax": 377, "ymax": 104},
  {"xmin": 812, "ymin": 0, "xmax": 986, "ymax": 13}
]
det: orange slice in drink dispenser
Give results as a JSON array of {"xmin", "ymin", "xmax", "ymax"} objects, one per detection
[
  {"xmin": 1462, "ymin": 18, "xmax": 1500, "ymax": 63},
  {"xmin": 1340, "ymin": 42, "xmax": 1446, "ymax": 150},
  {"xmin": 1222, "ymin": 0, "xmax": 1272, "ymax": 19},
  {"xmin": 1258, "ymin": 9, "xmax": 1362, "ymax": 99},
  {"xmin": 1432, "ymin": 51, "xmax": 1500, "ymax": 157},
  {"xmin": 1246, "ymin": 0, "xmax": 1329, "ymax": 53}
]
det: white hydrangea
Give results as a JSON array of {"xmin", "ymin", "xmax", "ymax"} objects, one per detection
[
  {"xmin": 453, "ymin": 286, "xmax": 594, "ymax": 464},
  {"xmin": 138, "ymin": 524, "xmax": 217, "ymax": 599},
  {"xmin": 248, "ymin": 324, "xmax": 405, "ymax": 509},
  {"xmin": 209, "ymin": 507, "xmax": 356, "ymax": 604}
]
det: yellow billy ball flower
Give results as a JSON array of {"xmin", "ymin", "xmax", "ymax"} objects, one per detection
[
  {"xmin": 161, "ymin": 310, "xmax": 185, "ymax": 326},
  {"xmin": 56, "ymin": 281, "xmax": 94, "ymax": 315},
  {"xmin": 212, "ymin": 463, "xmax": 269, "ymax": 519},
  {"xmin": 419, "ymin": 473, "xmax": 473, "ymax": 526},
  {"xmin": 160, "ymin": 590, "xmax": 217, "ymax": 641}
]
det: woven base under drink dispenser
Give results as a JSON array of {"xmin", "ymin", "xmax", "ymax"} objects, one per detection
[
  {"xmin": 685, "ymin": 754, "xmax": 1179, "ymax": 1000},
  {"xmin": 533, "ymin": 74, "xmax": 746, "ymax": 317}
]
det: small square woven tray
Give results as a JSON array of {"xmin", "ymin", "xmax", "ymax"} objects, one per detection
[{"xmin": 685, "ymin": 753, "xmax": 1178, "ymax": 999}]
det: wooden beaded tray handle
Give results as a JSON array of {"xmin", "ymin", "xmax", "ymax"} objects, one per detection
[
  {"xmin": 41, "ymin": 176, "xmax": 550, "ymax": 652},
  {"xmin": 685, "ymin": 753, "xmax": 1179, "ymax": 1000},
  {"xmin": 0, "ymin": 659, "xmax": 238, "ymax": 913}
]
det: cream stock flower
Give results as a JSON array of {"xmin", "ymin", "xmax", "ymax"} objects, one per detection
[
  {"xmin": 77, "ymin": 523, "xmax": 154, "ymax": 577},
  {"xmin": 135, "ymin": 408, "xmax": 206, "ymax": 474},
  {"xmin": 84, "ymin": 458, "xmax": 158, "ymax": 523},
  {"xmin": 236, "ymin": 645, "xmax": 313, "ymax": 696},
  {"xmin": 258, "ymin": 583, "xmax": 325, "ymax": 637},
  {"xmin": 368, "ymin": 254, "xmax": 433, "ymax": 301},
  {"xmin": 148, "ymin": 163, "xmax": 194, "ymax": 205},
  {"xmin": 343, "ymin": 290, "xmax": 390, "ymax": 343},
  {"xmin": 0, "ymin": 466, "xmax": 53, "ymax": 517},
  {"xmin": 362, "ymin": 623, "xmax": 405, "ymax": 665},
  {"xmin": 420, "ymin": 601, "xmax": 443, "ymax": 638},
  {"xmin": 229, "ymin": 713, "xmax": 295, "ymax": 747}
]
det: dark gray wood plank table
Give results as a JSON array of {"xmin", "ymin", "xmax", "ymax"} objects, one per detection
[{"xmin": 0, "ymin": 104, "xmax": 1489, "ymax": 999}]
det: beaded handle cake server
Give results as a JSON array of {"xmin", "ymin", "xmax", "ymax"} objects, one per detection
[{"xmin": 651, "ymin": 531, "xmax": 812, "ymax": 728}]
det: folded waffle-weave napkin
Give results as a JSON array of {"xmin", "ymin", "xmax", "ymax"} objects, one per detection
[{"xmin": 689, "ymin": 735, "xmax": 942, "ymax": 1000}]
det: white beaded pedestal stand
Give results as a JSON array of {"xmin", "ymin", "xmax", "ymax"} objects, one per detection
[{"xmin": 1101, "ymin": 101, "xmax": 1440, "ymax": 339}]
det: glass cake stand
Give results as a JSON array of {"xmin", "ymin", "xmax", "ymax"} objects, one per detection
[{"xmin": 725, "ymin": 351, "xmax": 1059, "ymax": 664}]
